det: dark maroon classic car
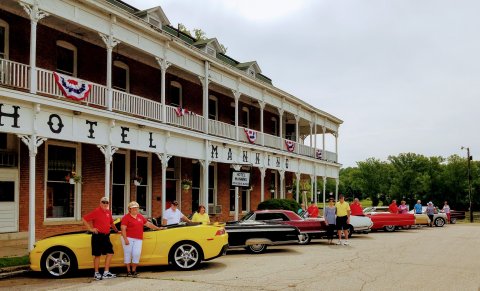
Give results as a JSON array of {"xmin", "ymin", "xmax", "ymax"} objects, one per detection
[
  {"xmin": 445, "ymin": 209, "xmax": 466, "ymax": 224},
  {"xmin": 241, "ymin": 209, "xmax": 329, "ymax": 244}
]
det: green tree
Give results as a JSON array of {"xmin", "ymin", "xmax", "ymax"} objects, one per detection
[{"xmin": 357, "ymin": 158, "xmax": 392, "ymax": 206}]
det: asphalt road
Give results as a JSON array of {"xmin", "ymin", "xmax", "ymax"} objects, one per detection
[{"xmin": 1, "ymin": 224, "xmax": 479, "ymax": 291}]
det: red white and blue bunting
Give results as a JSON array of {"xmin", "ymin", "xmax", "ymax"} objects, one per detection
[
  {"xmin": 316, "ymin": 149, "xmax": 323, "ymax": 159},
  {"xmin": 285, "ymin": 140, "xmax": 295, "ymax": 152},
  {"xmin": 53, "ymin": 72, "xmax": 92, "ymax": 101},
  {"xmin": 175, "ymin": 107, "xmax": 194, "ymax": 117},
  {"xmin": 244, "ymin": 128, "xmax": 257, "ymax": 144}
]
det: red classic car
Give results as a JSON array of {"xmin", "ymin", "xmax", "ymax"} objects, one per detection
[
  {"xmin": 363, "ymin": 207, "xmax": 415, "ymax": 231},
  {"xmin": 241, "ymin": 209, "xmax": 329, "ymax": 244}
]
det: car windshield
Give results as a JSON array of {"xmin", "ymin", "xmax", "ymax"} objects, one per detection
[
  {"xmin": 363, "ymin": 207, "xmax": 374, "ymax": 213},
  {"xmin": 240, "ymin": 211, "xmax": 255, "ymax": 221}
]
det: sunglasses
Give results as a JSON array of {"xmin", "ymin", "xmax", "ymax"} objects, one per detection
[{"xmin": 101, "ymin": 201, "xmax": 109, "ymax": 204}]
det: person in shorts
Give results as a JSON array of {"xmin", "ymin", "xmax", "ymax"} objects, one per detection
[
  {"xmin": 335, "ymin": 195, "xmax": 351, "ymax": 245},
  {"xmin": 82, "ymin": 196, "xmax": 119, "ymax": 280}
]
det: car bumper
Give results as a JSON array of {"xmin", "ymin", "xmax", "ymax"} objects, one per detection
[{"xmin": 205, "ymin": 243, "xmax": 229, "ymax": 261}]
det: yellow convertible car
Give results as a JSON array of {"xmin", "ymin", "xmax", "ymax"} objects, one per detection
[{"xmin": 30, "ymin": 222, "xmax": 228, "ymax": 278}]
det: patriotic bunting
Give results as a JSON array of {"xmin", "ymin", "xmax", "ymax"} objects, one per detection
[
  {"xmin": 316, "ymin": 149, "xmax": 323, "ymax": 159},
  {"xmin": 285, "ymin": 140, "xmax": 295, "ymax": 152},
  {"xmin": 53, "ymin": 72, "xmax": 92, "ymax": 101},
  {"xmin": 175, "ymin": 107, "xmax": 194, "ymax": 117},
  {"xmin": 244, "ymin": 128, "xmax": 257, "ymax": 144}
]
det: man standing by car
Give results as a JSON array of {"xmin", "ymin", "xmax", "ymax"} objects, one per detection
[
  {"xmin": 82, "ymin": 196, "xmax": 119, "ymax": 280},
  {"xmin": 389, "ymin": 200, "xmax": 398, "ymax": 214},
  {"xmin": 350, "ymin": 198, "xmax": 363, "ymax": 216},
  {"xmin": 335, "ymin": 195, "xmax": 351, "ymax": 246},
  {"xmin": 162, "ymin": 200, "xmax": 192, "ymax": 225}
]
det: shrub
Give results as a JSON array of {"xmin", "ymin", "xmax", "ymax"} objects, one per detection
[{"xmin": 257, "ymin": 199, "xmax": 300, "ymax": 212}]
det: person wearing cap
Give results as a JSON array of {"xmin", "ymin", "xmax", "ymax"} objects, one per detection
[
  {"xmin": 82, "ymin": 196, "xmax": 119, "ymax": 280},
  {"xmin": 426, "ymin": 201, "xmax": 435, "ymax": 227},
  {"xmin": 324, "ymin": 197, "xmax": 336, "ymax": 244},
  {"xmin": 121, "ymin": 201, "xmax": 163, "ymax": 277},
  {"xmin": 162, "ymin": 201, "xmax": 192, "ymax": 226},
  {"xmin": 335, "ymin": 194, "xmax": 351, "ymax": 246}
]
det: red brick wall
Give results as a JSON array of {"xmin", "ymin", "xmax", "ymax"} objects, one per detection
[{"xmin": 0, "ymin": 11, "xmax": 30, "ymax": 64}]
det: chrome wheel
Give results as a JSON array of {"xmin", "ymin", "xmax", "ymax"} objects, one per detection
[
  {"xmin": 435, "ymin": 218, "xmax": 445, "ymax": 227},
  {"xmin": 172, "ymin": 243, "xmax": 201, "ymax": 270},
  {"xmin": 298, "ymin": 233, "xmax": 311, "ymax": 245},
  {"xmin": 384, "ymin": 225, "xmax": 396, "ymax": 232},
  {"xmin": 247, "ymin": 244, "xmax": 267, "ymax": 254},
  {"xmin": 41, "ymin": 248, "xmax": 76, "ymax": 278}
]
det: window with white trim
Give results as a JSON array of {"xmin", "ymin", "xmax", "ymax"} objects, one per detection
[
  {"xmin": 269, "ymin": 171, "xmax": 278, "ymax": 199},
  {"xmin": 230, "ymin": 187, "xmax": 250, "ymax": 213},
  {"xmin": 0, "ymin": 19, "xmax": 9, "ymax": 59},
  {"xmin": 241, "ymin": 106, "xmax": 249, "ymax": 128},
  {"xmin": 112, "ymin": 151, "xmax": 129, "ymax": 216},
  {"xmin": 206, "ymin": 46, "xmax": 216, "ymax": 57},
  {"xmin": 166, "ymin": 157, "xmax": 180, "ymax": 205},
  {"xmin": 169, "ymin": 81, "xmax": 182, "ymax": 107},
  {"xmin": 45, "ymin": 142, "xmax": 80, "ymax": 219},
  {"xmin": 113, "ymin": 60, "xmax": 129, "ymax": 92},
  {"xmin": 208, "ymin": 95, "xmax": 218, "ymax": 120},
  {"xmin": 56, "ymin": 40, "xmax": 77, "ymax": 76},
  {"xmin": 248, "ymin": 68, "xmax": 255, "ymax": 77},
  {"xmin": 208, "ymin": 164, "xmax": 216, "ymax": 205},
  {"xmin": 134, "ymin": 153, "xmax": 151, "ymax": 215}
]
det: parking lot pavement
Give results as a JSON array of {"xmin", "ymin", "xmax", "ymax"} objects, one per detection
[{"xmin": 1, "ymin": 224, "xmax": 480, "ymax": 291}]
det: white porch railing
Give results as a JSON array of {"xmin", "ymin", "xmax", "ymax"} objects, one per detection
[
  {"xmin": 209, "ymin": 119, "xmax": 236, "ymax": 140},
  {"xmin": 112, "ymin": 89, "xmax": 161, "ymax": 121},
  {"xmin": 298, "ymin": 143, "xmax": 313, "ymax": 157},
  {"xmin": 324, "ymin": 150, "xmax": 338, "ymax": 163},
  {"xmin": 0, "ymin": 59, "xmax": 29, "ymax": 90},
  {"xmin": 264, "ymin": 132, "xmax": 282, "ymax": 150},
  {"xmin": 239, "ymin": 127, "xmax": 264, "ymax": 145},
  {"xmin": 165, "ymin": 104, "xmax": 204, "ymax": 132},
  {"xmin": 37, "ymin": 68, "xmax": 108, "ymax": 107}
]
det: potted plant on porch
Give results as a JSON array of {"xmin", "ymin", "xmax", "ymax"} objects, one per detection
[{"xmin": 181, "ymin": 177, "xmax": 192, "ymax": 192}]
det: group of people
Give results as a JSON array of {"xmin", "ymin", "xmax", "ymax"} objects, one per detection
[
  {"xmin": 82, "ymin": 197, "xmax": 211, "ymax": 280},
  {"xmin": 321, "ymin": 195, "xmax": 352, "ymax": 246}
]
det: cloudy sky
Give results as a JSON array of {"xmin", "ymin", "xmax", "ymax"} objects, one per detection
[{"xmin": 124, "ymin": 0, "xmax": 479, "ymax": 167}]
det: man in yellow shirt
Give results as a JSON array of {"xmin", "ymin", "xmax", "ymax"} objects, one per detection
[{"xmin": 335, "ymin": 194, "xmax": 351, "ymax": 245}]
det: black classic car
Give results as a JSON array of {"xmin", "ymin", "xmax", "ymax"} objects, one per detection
[{"xmin": 225, "ymin": 220, "xmax": 301, "ymax": 253}]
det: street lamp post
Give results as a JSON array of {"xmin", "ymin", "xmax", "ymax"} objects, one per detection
[{"xmin": 461, "ymin": 146, "xmax": 473, "ymax": 223}]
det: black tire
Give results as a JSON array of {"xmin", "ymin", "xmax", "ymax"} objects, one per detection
[
  {"xmin": 434, "ymin": 218, "xmax": 445, "ymax": 227},
  {"xmin": 347, "ymin": 225, "xmax": 354, "ymax": 238},
  {"xmin": 246, "ymin": 244, "xmax": 267, "ymax": 254},
  {"xmin": 169, "ymin": 241, "xmax": 203, "ymax": 270},
  {"xmin": 40, "ymin": 247, "xmax": 77, "ymax": 278},
  {"xmin": 384, "ymin": 225, "xmax": 396, "ymax": 232},
  {"xmin": 298, "ymin": 233, "xmax": 311, "ymax": 245},
  {"xmin": 450, "ymin": 218, "xmax": 457, "ymax": 224}
]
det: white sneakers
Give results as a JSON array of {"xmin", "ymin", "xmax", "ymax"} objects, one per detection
[{"xmin": 335, "ymin": 240, "xmax": 350, "ymax": 246}]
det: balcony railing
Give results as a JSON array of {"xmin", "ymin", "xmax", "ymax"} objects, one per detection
[{"xmin": 0, "ymin": 59, "xmax": 338, "ymax": 163}]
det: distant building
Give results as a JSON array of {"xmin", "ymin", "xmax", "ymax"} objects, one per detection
[{"xmin": 0, "ymin": 0, "xmax": 342, "ymax": 247}]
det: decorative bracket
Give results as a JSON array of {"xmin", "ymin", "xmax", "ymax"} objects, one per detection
[
  {"xmin": 156, "ymin": 57, "xmax": 171, "ymax": 73},
  {"xmin": 19, "ymin": 135, "xmax": 47, "ymax": 156},
  {"xmin": 99, "ymin": 33, "xmax": 120, "ymax": 50},
  {"xmin": 20, "ymin": 1, "xmax": 49, "ymax": 23},
  {"xmin": 156, "ymin": 153, "xmax": 172, "ymax": 167},
  {"xmin": 98, "ymin": 145, "xmax": 118, "ymax": 164}
]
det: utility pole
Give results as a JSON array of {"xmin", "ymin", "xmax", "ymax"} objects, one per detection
[{"xmin": 462, "ymin": 146, "xmax": 473, "ymax": 223}]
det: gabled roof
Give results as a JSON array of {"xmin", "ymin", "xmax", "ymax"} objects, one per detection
[
  {"xmin": 193, "ymin": 38, "xmax": 226, "ymax": 54},
  {"xmin": 236, "ymin": 61, "xmax": 262, "ymax": 74},
  {"xmin": 134, "ymin": 6, "xmax": 170, "ymax": 26}
]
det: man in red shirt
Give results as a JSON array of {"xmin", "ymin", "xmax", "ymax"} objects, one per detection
[
  {"xmin": 307, "ymin": 201, "xmax": 319, "ymax": 218},
  {"xmin": 82, "ymin": 196, "xmax": 119, "ymax": 280},
  {"xmin": 350, "ymin": 198, "xmax": 363, "ymax": 216},
  {"xmin": 389, "ymin": 200, "xmax": 399, "ymax": 214}
]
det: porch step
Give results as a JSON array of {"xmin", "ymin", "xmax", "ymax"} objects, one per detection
[{"xmin": 0, "ymin": 232, "xmax": 28, "ymax": 258}]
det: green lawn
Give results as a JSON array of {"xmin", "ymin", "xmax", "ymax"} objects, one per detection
[{"xmin": 0, "ymin": 255, "xmax": 29, "ymax": 268}]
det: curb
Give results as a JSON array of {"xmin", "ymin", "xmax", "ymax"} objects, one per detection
[{"xmin": 0, "ymin": 265, "xmax": 30, "ymax": 279}]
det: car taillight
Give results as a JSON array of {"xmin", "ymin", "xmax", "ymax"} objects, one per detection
[{"xmin": 215, "ymin": 228, "xmax": 225, "ymax": 236}]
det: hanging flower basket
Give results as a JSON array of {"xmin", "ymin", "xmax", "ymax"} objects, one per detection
[
  {"xmin": 65, "ymin": 171, "xmax": 81, "ymax": 184},
  {"xmin": 181, "ymin": 178, "xmax": 192, "ymax": 191},
  {"xmin": 133, "ymin": 176, "xmax": 142, "ymax": 186}
]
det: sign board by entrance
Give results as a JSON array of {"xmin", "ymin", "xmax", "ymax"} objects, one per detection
[{"xmin": 231, "ymin": 171, "xmax": 250, "ymax": 188}]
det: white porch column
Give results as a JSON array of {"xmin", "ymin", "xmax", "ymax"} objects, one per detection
[
  {"xmin": 98, "ymin": 145, "xmax": 118, "ymax": 198},
  {"xmin": 260, "ymin": 167, "xmax": 266, "ymax": 202},
  {"xmin": 335, "ymin": 178, "xmax": 339, "ymax": 201},
  {"xmin": 310, "ymin": 174, "xmax": 314, "ymax": 203},
  {"xmin": 322, "ymin": 126, "xmax": 326, "ymax": 160},
  {"xmin": 200, "ymin": 61, "xmax": 210, "ymax": 133},
  {"xmin": 100, "ymin": 32, "xmax": 120, "ymax": 111},
  {"xmin": 279, "ymin": 170, "xmax": 285, "ymax": 199},
  {"xmin": 314, "ymin": 121, "xmax": 317, "ymax": 155},
  {"xmin": 278, "ymin": 108, "xmax": 284, "ymax": 145},
  {"xmin": 309, "ymin": 122, "xmax": 313, "ymax": 156},
  {"xmin": 335, "ymin": 132, "xmax": 339, "ymax": 163},
  {"xmin": 156, "ymin": 153, "xmax": 171, "ymax": 217},
  {"xmin": 323, "ymin": 176, "xmax": 327, "ymax": 210},
  {"xmin": 199, "ymin": 159, "xmax": 209, "ymax": 212},
  {"xmin": 232, "ymin": 164, "xmax": 241, "ymax": 221},
  {"xmin": 20, "ymin": 2, "xmax": 48, "ymax": 94},
  {"xmin": 295, "ymin": 115, "xmax": 300, "ymax": 154},
  {"xmin": 258, "ymin": 100, "xmax": 265, "ymax": 146},
  {"xmin": 232, "ymin": 90, "xmax": 241, "ymax": 141},
  {"xmin": 19, "ymin": 134, "xmax": 46, "ymax": 251},
  {"xmin": 295, "ymin": 172, "xmax": 301, "ymax": 202},
  {"xmin": 156, "ymin": 57, "xmax": 171, "ymax": 123}
]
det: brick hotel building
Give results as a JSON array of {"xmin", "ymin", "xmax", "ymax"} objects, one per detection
[{"xmin": 0, "ymin": 0, "xmax": 342, "ymax": 249}]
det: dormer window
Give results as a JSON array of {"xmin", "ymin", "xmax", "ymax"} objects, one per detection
[
  {"xmin": 206, "ymin": 46, "xmax": 216, "ymax": 57},
  {"xmin": 148, "ymin": 16, "xmax": 160, "ymax": 27},
  {"xmin": 248, "ymin": 68, "xmax": 255, "ymax": 77}
]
